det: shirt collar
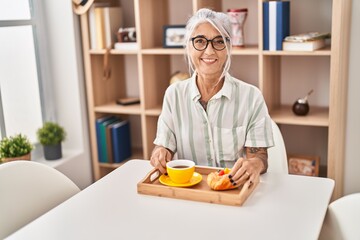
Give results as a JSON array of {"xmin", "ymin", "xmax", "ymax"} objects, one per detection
[{"xmin": 190, "ymin": 72, "xmax": 233, "ymax": 101}]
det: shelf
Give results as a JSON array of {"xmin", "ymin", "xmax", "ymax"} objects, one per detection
[
  {"xmin": 89, "ymin": 46, "xmax": 330, "ymax": 56},
  {"xmin": 270, "ymin": 105, "xmax": 329, "ymax": 127},
  {"xmin": 141, "ymin": 45, "xmax": 260, "ymax": 55},
  {"xmin": 141, "ymin": 48, "xmax": 184, "ymax": 55},
  {"xmin": 232, "ymin": 45, "xmax": 259, "ymax": 55},
  {"xmin": 145, "ymin": 107, "xmax": 162, "ymax": 116},
  {"xmin": 98, "ymin": 148, "xmax": 144, "ymax": 169},
  {"xmin": 89, "ymin": 49, "xmax": 138, "ymax": 55},
  {"xmin": 94, "ymin": 102, "xmax": 141, "ymax": 115},
  {"xmin": 263, "ymin": 46, "xmax": 331, "ymax": 56},
  {"xmin": 111, "ymin": 49, "xmax": 138, "ymax": 55}
]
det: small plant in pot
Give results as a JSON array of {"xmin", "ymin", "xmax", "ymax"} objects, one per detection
[
  {"xmin": 37, "ymin": 122, "xmax": 66, "ymax": 160},
  {"xmin": 0, "ymin": 134, "xmax": 34, "ymax": 163}
]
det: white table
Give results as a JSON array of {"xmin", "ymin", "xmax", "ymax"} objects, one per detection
[{"xmin": 7, "ymin": 160, "xmax": 334, "ymax": 240}]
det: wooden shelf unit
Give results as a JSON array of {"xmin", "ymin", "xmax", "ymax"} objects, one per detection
[{"xmin": 79, "ymin": 0, "xmax": 350, "ymax": 200}]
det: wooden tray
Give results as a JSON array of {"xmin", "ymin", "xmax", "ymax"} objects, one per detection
[{"xmin": 137, "ymin": 166, "xmax": 259, "ymax": 206}]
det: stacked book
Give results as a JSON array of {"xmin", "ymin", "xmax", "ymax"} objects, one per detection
[
  {"xmin": 263, "ymin": 1, "xmax": 290, "ymax": 51},
  {"xmin": 282, "ymin": 32, "xmax": 331, "ymax": 51},
  {"xmin": 95, "ymin": 116, "xmax": 132, "ymax": 163},
  {"xmin": 88, "ymin": 4, "xmax": 123, "ymax": 49}
]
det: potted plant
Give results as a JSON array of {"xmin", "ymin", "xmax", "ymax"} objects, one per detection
[
  {"xmin": 0, "ymin": 134, "xmax": 33, "ymax": 163},
  {"xmin": 37, "ymin": 122, "xmax": 66, "ymax": 160}
]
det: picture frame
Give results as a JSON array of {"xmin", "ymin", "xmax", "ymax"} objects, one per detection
[
  {"xmin": 288, "ymin": 155, "xmax": 320, "ymax": 176},
  {"xmin": 163, "ymin": 25, "xmax": 186, "ymax": 48}
]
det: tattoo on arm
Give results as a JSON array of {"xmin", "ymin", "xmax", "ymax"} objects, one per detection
[
  {"xmin": 246, "ymin": 147, "xmax": 268, "ymax": 174},
  {"xmin": 249, "ymin": 147, "xmax": 261, "ymax": 154}
]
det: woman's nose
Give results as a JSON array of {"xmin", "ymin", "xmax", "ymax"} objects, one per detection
[{"xmin": 204, "ymin": 41, "xmax": 216, "ymax": 54}]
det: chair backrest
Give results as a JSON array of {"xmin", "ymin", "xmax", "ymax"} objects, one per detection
[
  {"xmin": 319, "ymin": 193, "xmax": 360, "ymax": 240},
  {"xmin": 0, "ymin": 160, "xmax": 80, "ymax": 238},
  {"xmin": 267, "ymin": 119, "xmax": 288, "ymax": 174}
]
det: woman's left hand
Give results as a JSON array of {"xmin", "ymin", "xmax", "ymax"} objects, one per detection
[{"xmin": 228, "ymin": 157, "xmax": 264, "ymax": 187}]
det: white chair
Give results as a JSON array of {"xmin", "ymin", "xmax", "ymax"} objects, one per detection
[
  {"xmin": 267, "ymin": 119, "xmax": 288, "ymax": 174},
  {"xmin": 319, "ymin": 193, "xmax": 360, "ymax": 240},
  {"xmin": 0, "ymin": 160, "xmax": 80, "ymax": 239}
]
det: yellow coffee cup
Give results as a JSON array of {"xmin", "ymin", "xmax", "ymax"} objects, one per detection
[{"xmin": 166, "ymin": 160, "xmax": 195, "ymax": 184}]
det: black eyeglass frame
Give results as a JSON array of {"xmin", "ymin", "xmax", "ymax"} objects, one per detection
[{"xmin": 190, "ymin": 36, "xmax": 230, "ymax": 51}]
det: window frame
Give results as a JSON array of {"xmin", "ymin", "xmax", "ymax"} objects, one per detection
[{"xmin": 0, "ymin": 0, "xmax": 56, "ymax": 139}]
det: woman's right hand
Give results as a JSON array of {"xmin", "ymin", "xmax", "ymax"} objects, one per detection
[{"xmin": 150, "ymin": 146, "xmax": 173, "ymax": 174}]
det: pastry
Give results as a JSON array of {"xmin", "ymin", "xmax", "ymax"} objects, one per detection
[{"xmin": 207, "ymin": 168, "xmax": 240, "ymax": 191}]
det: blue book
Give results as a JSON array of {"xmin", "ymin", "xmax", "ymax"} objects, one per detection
[
  {"xmin": 95, "ymin": 116, "xmax": 117, "ymax": 163},
  {"xmin": 263, "ymin": 1, "xmax": 290, "ymax": 50},
  {"xmin": 95, "ymin": 116, "xmax": 115, "ymax": 163},
  {"xmin": 263, "ymin": 2, "xmax": 270, "ymax": 50},
  {"xmin": 106, "ymin": 119, "xmax": 122, "ymax": 163},
  {"xmin": 111, "ymin": 120, "xmax": 132, "ymax": 163},
  {"xmin": 99, "ymin": 117, "xmax": 119, "ymax": 163}
]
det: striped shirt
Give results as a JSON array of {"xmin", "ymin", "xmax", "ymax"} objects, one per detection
[{"xmin": 154, "ymin": 72, "xmax": 274, "ymax": 168}]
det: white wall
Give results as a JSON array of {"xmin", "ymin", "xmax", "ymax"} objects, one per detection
[
  {"xmin": 344, "ymin": 0, "xmax": 360, "ymax": 195},
  {"xmin": 41, "ymin": 1, "xmax": 93, "ymax": 189}
]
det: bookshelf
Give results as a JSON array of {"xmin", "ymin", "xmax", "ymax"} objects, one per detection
[{"xmin": 79, "ymin": 0, "xmax": 350, "ymax": 199}]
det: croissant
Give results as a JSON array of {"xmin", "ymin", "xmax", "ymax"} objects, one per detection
[{"xmin": 207, "ymin": 171, "xmax": 238, "ymax": 190}]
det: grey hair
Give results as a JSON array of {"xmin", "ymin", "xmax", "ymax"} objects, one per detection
[{"xmin": 184, "ymin": 8, "xmax": 232, "ymax": 80}]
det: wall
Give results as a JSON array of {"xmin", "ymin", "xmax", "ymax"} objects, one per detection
[
  {"xmin": 344, "ymin": 0, "xmax": 360, "ymax": 195},
  {"xmin": 41, "ymin": 0, "xmax": 93, "ymax": 189}
]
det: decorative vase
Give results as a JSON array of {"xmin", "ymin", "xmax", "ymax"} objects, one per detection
[
  {"xmin": 2, "ymin": 153, "xmax": 31, "ymax": 163},
  {"xmin": 43, "ymin": 143, "xmax": 62, "ymax": 160},
  {"xmin": 227, "ymin": 8, "xmax": 248, "ymax": 47}
]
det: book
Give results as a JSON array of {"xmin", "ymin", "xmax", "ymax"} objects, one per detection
[
  {"xmin": 95, "ymin": 116, "xmax": 116, "ymax": 163},
  {"xmin": 105, "ymin": 119, "xmax": 122, "ymax": 163},
  {"xmin": 94, "ymin": 7, "xmax": 106, "ymax": 49},
  {"xmin": 116, "ymin": 97, "xmax": 140, "ymax": 105},
  {"xmin": 103, "ymin": 6, "xmax": 123, "ymax": 48},
  {"xmin": 283, "ymin": 39, "xmax": 326, "ymax": 51},
  {"xmin": 284, "ymin": 32, "xmax": 331, "ymax": 43},
  {"xmin": 96, "ymin": 116, "xmax": 118, "ymax": 163},
  {"xmin": 263, "ymin": 1, "xmax": 290, "ymax": 51},
  {"xmin": 101, "ymin": 117, "xmax": 119, "ymax": 163},
  {"xmin": 89, "ymin": 6, "xmax": 123, "ymax": 49},
  {"xmin": 114, "ymin": 42, "xmax": 138, "ymax": 50},
  {"xmin": 88, "ymin": 5, "xmax": 97, "ymax": 49},
  {"xmin": 111, "ymin": 120, "xmax": 132, "ymax": 163}
]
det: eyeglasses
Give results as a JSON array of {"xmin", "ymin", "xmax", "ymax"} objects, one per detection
[{"xmin": 190, "ymin": 36, "xmax": 229, "ymax": 51}]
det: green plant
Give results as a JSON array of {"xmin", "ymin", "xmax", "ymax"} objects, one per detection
[
  {"xmin": 0, "ymin": 134, "xmax": 34, "ymax": 160},
  {"xmin": 37, "ymin": 122, "xmax": 66, "ymax": 145}
]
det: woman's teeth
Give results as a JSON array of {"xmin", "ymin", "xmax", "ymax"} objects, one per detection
[{"xmin": 202, "ymin": 58, "xmax": 216, "ymax": 63}]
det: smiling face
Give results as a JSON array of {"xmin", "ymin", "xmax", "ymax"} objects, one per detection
[{"xmin": 189, "ymin": 22, "xmax": 228, "ymax": 80}]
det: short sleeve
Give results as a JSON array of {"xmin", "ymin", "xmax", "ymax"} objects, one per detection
[
  {"xmin": 153, "ymin": 87, "xmax": 177, "ymax": 152},
  {"xmin": 244, "ymin": 90, "xmax": 274, "ymax": 148}
]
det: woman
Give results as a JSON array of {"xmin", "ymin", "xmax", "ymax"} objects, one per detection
[{"xmin": 150, "ymin": 8, "xmax": 274, "ymax": 187}]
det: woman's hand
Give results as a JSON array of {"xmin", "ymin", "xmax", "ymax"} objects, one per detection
[
  {"xmin": 150, "ymin": 146, "xmax": 173, "ymax": 174},
  {"xmin": 228, "ymin": 147, "xmax": 268, "ymax": 187}
]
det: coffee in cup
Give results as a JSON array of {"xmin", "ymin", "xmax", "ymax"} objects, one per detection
[{"xmin": 166, "ymin": 160, "xmax": 195, "ymax": 184}]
